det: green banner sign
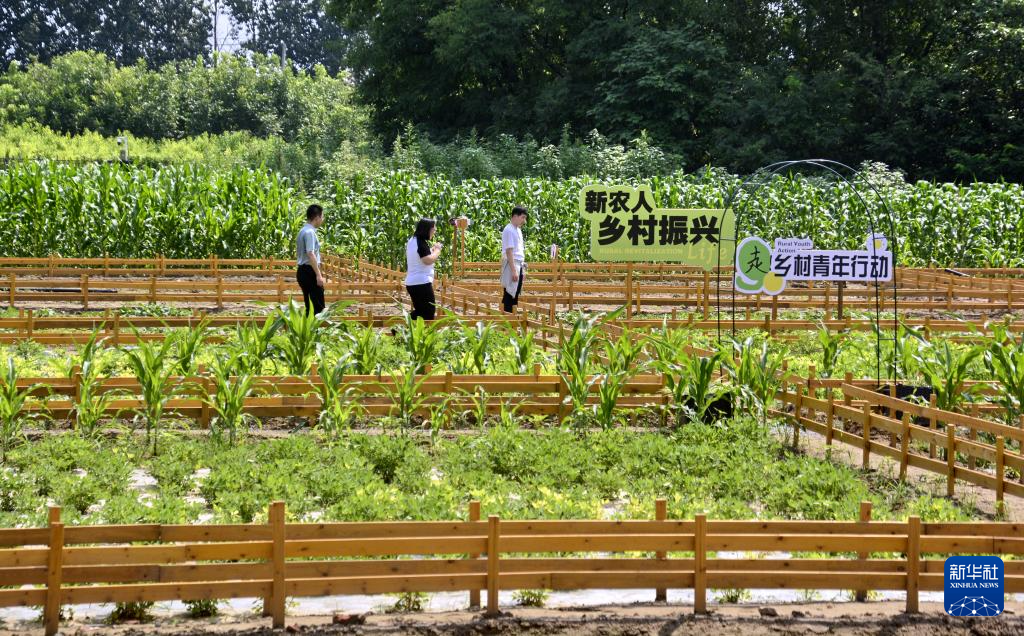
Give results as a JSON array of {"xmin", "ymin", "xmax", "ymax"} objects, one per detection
[{"xmin": 578, "ymin": 184, "xmax": 734, "ymax": 268}]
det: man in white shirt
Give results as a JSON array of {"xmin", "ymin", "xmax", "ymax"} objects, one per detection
[
  {"xmin": 500, "ymin": 206, "xmax": 528, "ymax": 313},
  {"xmin": 296, "ymin": 204, "xmax": 326, "ymax": 314}
]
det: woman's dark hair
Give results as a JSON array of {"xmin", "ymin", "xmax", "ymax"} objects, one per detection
[
  {"xmin": 306, "ymin": 204, "xmax": 323, "ymax": 221},
  {"xmin": 414, "ymin": 218, "xmax": 436, "ymax": 240}
]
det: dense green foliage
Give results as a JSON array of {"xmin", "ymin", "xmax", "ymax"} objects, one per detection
[
  {"xmin": 3, "ymin": 160, "xmax": 1024, "ymax": 267},
  {"xmin": 0, "ymin": 162, "xmax": 296, "ymax": 259},
  {"xmin": 2, "ymin": 0, "xmax": 344, "ymax": 71},
  {"xmin": 0, "ymin": 424, "xmax": 969, "ymax": 528},
  {"xmin": 0, "ymin": 52, "xmax": 370, "ymax": 185},
  {"xmin": 329, "ymin": 0, "xmax": 1024, "ymax": 181}
]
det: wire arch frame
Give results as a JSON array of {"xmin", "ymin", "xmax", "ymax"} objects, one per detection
[{"xmin": 714, "ymin": 159, "xmax": 901, "ymax": 385}]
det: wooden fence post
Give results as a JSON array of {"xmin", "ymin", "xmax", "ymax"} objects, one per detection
[
  {"xmin": 7, "ymin": 273, "xmax": 14, "ymax": 307},
  {"xmin": 702, "ymin": 271, "xmax": 710, "ymax": 320},
  {"xmin": 44, "ymin": 506, "xmax": 63, "ymax": 636},
  {"xmin": 469, "ymin": 501, "xmax": 481, "ymax": 609},
  {"xmin": 861, "ymin": 403, "xmax": 872, "ymax": 470},
  {"xmin": 1019, "ymin": 415, "xmax": 1024, "ymax": 485},
  {"xmin": 655, "ymin": 499, "xmax": 667, "ymax": 602},
  {"xmin": 486, "ymin": 515, "xmax": 501, "ymax": 616},
  {"xmin": 996, "ymin": 436, "xmax": 1005, "ymax": 514},
  {"xmin": 928, "ymin": 394, "xmax": 938, "ymax": 459},
  {"xmin": 947, "ymin": 423, "xmax": 956, "ymax": 497},
  {"xmin": 626, "ymin": 263, "xmax": 634, "ymax": 319},
  {"xmin": 271, "ymin": 501, "xmax": 286, "ymax": 627},
  {"xmin": 81, "ymin": 274, "xmax": 89, "ymax": 309},
  {"xmin": 899, "ymin": 412, "xmax": 911, "ymax": 481},
  {"xmin": 906, "ymin": 516, "xmax": 921, "ymax": 613},
  {"xmin": 855, "ymin": 501, "xmax": 872, "ymax": 602},
  {"xmin": 694, "ymin": 514, "xmax": 707, "ymax": 614}
]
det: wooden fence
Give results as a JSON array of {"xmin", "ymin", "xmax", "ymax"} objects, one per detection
[
  {"xmin": 3, "ymin": 501, "xmax": 1023, "ymax": 635},
  {"xmin": 7, "ymin": 255, "xmax": 1024, "ymax": 319},
  {"xmin": 775, "ymin": 378, "xmax": 1024, "ymax": 509},
  {"xmin": 12, "ymin": 371, "xmax": 671, "ymax": 426}
]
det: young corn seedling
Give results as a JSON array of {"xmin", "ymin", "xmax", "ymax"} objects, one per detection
[
  {"xmin": 0, "ymin": 359, "xmax": 47, "ymax": 463},
  {"xmin": 383, "ymin": 365, "xmax": 430, "ymax": 428},
  {"xmin": 173, "ymin": 317, "xmax": 210, "ymax": 376},
  {"xmin": 984, "ymin": 324, "xmax": 1024, "ymax": 426},
  {"xmin": 915, "ymin": 340, "xmax": 983, "ymax": 413},
  {"xmin": 467, "ymin": 321, "xmax": 495, "ymax": 374},
  {"xmin": 396, "ymin": 311, "xmax": 448, "ymax": 374},
  {"xmin": 726, "ymin": 337, "xmax": 784, "ymax": 424},
  {"xmin": 345, "ymin": 323, "xmax": 385, "ymax": 375},
  {"xmin": 231, "ymin": 315, "xmax": 279, "ymax": 376},
  {"xmin": 815, "ymin": 321, "xmax": 847, "ymax": 378},
  {"xmin": 72, "ymin": 360, "xmax": 121, "ymax": 439},
  {"xmin": 275, "ymin": 299, "xmax": 335, "ymax": 375},
  {"xmin": 122, "ymin": 332, "xmax": 177, "ymax": 455},
  {"xmin": 315, "ymin": 352, "xmax": 365, "ymax": 440},
  {"xmin": 509, "ymin": 326, "xmax": 537, "ymax": 374},
  {"xmin": 203, "ymin": 353, "xmax": 257, "ymax": 446}
]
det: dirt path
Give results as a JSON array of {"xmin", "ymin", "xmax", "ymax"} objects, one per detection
[{"xmin": 5, "ymin": 603, "xmax": 1022, "ymax": 635}]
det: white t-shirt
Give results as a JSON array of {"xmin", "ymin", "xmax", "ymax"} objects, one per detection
[
  {"xmin": 405, "ymin": 236, "xmax": 434, "ymax": 285},
  {"xmin": 502, "ymin": 223, "xmax": 524, "ymax": 263}
]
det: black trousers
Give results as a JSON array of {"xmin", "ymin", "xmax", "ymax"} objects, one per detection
[
  {"xmin": 406, "ymin": 282, "xmax": 436, "ymax": 321},
  {"xmin": 296, "ymin": 264, "xmax": 325, "ymax": 315},
  {"xmin": 502, "ymin": 266, "xmax": 524, "ymax": 312}
]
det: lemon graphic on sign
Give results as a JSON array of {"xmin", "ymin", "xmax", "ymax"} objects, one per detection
[{"xmin": 763, "ymin": 272, "xmax": 784, "ymax": 294}]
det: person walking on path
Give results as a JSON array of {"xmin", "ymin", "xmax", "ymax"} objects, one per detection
[
  {"xmin": 405, "ymin": 218, "xmax": 442, "ymax": 321},
  {"xmin": 296, "ymin": 204, "xmax": 326, "ymax": 315},
  {"xmin": 500, "ymin": 205, "xmax": 528, "ymax": 314}
]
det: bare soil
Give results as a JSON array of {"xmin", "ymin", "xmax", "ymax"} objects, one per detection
[{"xmin": 5, "ymin": 603, "xmax": 1023, "ymax": 636}]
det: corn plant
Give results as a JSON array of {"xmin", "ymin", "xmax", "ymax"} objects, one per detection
[
  {"xmin": 815, "ymin": 322, "xmax": 847, "ymax": 378},
  {"xmin": 509, "ymin": 327, "xmax": 537, "ymax": 374},
  {"xmin": 460, "ymin": 386, "xmax": 490, "ymax": 428},
  {"xmin": 915, "ymin": 341, "xmax": 983, "ymax": 413},
  {"xmin": 122, "ymin": 334, "xmax": 177, "ymax": 455},
  {"xmin": 67, "ymin": 326, "xmax": 108, "ymax": 377},
  {"xmin": 604, "ymin": 331, "xmax": 646, "ymax": 375},
  {"xmin": 383, "ymin": 366, "xmax": 430, "ymax": 427},
  {"xmin": 466, "ymin": 321, "xmax": 496, "ymax": 374},
  {"xmin": 557, "ymin": 352, "xmax": 599, "ymax": 427},
  {"xmin": 203, "ymin": 353, "xmax": 258, "ymax": 446},
  {"xmin": 426, "ymin": 393, "xmax": 458, "ymax": 445},
  {"xmin": 173, "ymin": 318, "xmax": 210, "ymax": 376},
  {"xmin": 396, "ymin": 311, "xmax": 448, "ymax": 374},
  {"xmin": 726, "ymin": 337, "xmax": 784, "ymax": 424},
  {"xmin": 345, "ymin": 324, "xmax": 385, "ymax": 375},
  {"xmin": 230, "ymin": 316, "xmax": 279, "ymax": 376},
  {"xmin": 985, "ymin": 325, "xmax": 1024, "ymax": 426},
  {"xmin": 275, "ymin": 299, "xmax": 334, "ymax": 375},
  {"xmin": 646, "ymin": 321, "xmax": 700, "ymax": 368},
  {"xmin": 592, "ymin": 370, "xmax": 629, "ymax": 429},
  {"xmin": 72, "ymin": 360, "xmax": 120, "ymax": 439},
  {"xmin": 315, "ymin": 353, "xmax": 365, "ymax": 439},
  {"xmin": 0, "ymin": 359, "xmax": 46, "ymax": 462},
  {"xmin": 873, "ymin": 320, "xmax": 926, "ymax": 383}
]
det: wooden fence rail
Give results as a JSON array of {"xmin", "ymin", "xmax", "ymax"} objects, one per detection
[
  {"xmin": 8, "ymin": 255, "xmax": 1024, "ymax": 319},
  {"xmin": 10, "ymin": 371, "xmax": 672, "ymax": 426},
  {"xmin": 775, "ymin": 379, "xmax": 1024, "ymax": 509},
  {"xmin": 3, "ymin": 500, "xmax": 1022, "ymax": 635}
]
